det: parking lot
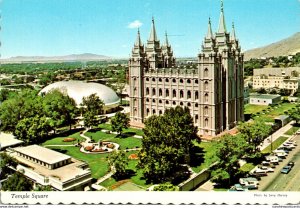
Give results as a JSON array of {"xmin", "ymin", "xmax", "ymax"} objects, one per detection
[{"xmin": 258, "ymin": 134, "xmax": 300, "ymax": 191}]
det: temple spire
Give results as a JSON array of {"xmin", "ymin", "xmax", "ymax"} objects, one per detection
[
  {"xmin": 230, "ymin": 22, "xmax": 236, "ymax": 41},
  {"xmin": 206, "ymin": 17, "xmax": 213, "ymax": 39},
  {"xmin": 149, "ymin": 17, "xmax": 158, "ymax": 41},
  {"xmin": 135, "ymin": 28, "xmax": 143, "ymax": 47},
  {"xmin": 164, "ymin": 31, "xmax": 169, "ymax": 46},
  {"xmin": 218, "ymin": 0, "xmax": 227, "ymax": 33}
]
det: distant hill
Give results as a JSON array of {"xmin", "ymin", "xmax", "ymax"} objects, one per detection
[
  {"xmin": 1, "ymin": 53, "xmax": 112, "ymax": 63},
  {"xmin": 244, "ymin": 32, "xmax": 300, "ymax": 61}
]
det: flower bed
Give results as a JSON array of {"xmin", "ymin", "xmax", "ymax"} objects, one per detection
[
  {"xmin": 91, "ymin": 148, "xmax": 106, "ymax": 152},
  {"xmin": 63, "ymin": 137, "xmax": 76, "ymax": 142},
  {"xmin": 128, "ymin": 153, "xmax": 138, "ymax": 160},
  {"xmin": 84, "ymin": 145, "xmax": 94, "ymax": 151},
  {"xmin": 107, "ymin": 143, "xmax": 115, "ymax": 149}
]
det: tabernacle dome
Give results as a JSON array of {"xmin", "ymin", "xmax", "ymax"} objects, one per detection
[{"xmin": 40, "ymin": 81, "xmax": 120, "ymax": 114}]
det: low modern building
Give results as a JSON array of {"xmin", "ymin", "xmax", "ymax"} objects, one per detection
[
  {"xmin": 249, "ymin": 94, "xmax": 281, "ymax": 105},
  {"xmin": 39, "ymin": 80, "xmax": 120, "ymax": 114},
  {"xmin": 0, "ymin": 133, "xmax": 23, "ymax": 151},
  {"xmin": 10, "ymin": 145, "xmax": 92, "ymax": 191},
  {"xmin": 253, "ymin": 67, "xmax": 300, "ymax": 94}
]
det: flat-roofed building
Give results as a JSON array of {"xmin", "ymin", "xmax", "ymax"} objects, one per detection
[
  {"xmin": 249, "ymin": 94, "xmax": 281, "ymax": 105},
  {"xmin": 253, "ymin": 67, "xmax": 300, "ymax": 94},
  {"xmin": 11, "ymin": 145, "xmax": 92, "ymax": 191},
  {"xmin": 0, "ymin": 132, "xmax": 23, "ymax": 150}
]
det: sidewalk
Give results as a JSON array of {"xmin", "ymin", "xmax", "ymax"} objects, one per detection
[{"xmin": 259, "ymin": 121, "xmax": 294, "ymax": 151}]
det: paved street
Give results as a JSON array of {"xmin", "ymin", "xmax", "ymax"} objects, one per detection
[{"xmin": 259, "ymin": 134, "xmax": 300, "ymax": 191}]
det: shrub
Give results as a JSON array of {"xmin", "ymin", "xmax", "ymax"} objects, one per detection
[{"xmin": 128, "ymin": 154, "xmax": 138, "ymax": 160}]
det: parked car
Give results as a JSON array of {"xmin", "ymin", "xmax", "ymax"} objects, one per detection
[
  {"xmin": 228, "ymin": 184, "xmax": 248, "ymax": 191},
  {"xmin": 261, "ymin": 161, "xmax": 276, "ymax": 168},
  {"xmin": 283, "ymin": 143, "xmax": 296, "ymax": 148},
  {"xmin": 281, "ymin": 166, "xmax": 292, "ymax": 174},
  {"xmin": 277, "ymin": 146, "xmax": 291, "ymax": 153},
  {"xmin": 265, "ymin": 155, "xmax": 280, "ymax": 163},
  {"xmin": 259, "ymin": 166, "xmax": 275, "ymax": 172},
  {"xmin": 287, "ymin": 161, "xmax": 295, "ymax": 167},
  {"xmin": 239, "ymin": 178, "xmax": 259, "ymax": 189}
]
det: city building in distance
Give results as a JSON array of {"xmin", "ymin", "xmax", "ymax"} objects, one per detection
[{"xmin": 129, "ymin": 1, "xmax": 244, "ymax": 136}]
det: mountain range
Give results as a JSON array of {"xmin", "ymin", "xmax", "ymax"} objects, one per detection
[
  {"xmin": 1, "ymin": 53, "xmax": 112, "ymax": 63},
  {"xmin": 244, "ymin": 32, "xmax": 300, "ymax": 60}
]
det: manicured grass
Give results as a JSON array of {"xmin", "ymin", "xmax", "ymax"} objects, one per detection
[
  {"xmin": 261, "ymin": 136, "xmax": 289, "ymax": 154},
  {"xmin": 244, "ymin": 104, "xmax": 268, "ymax": 114},
  {"xmin": 99, "ymin": 151, "xmax": 151, "ymax": 189},
  {"xmin": 42, "ymin": 131, "xmax": 85, "ymax": 146},
  {"xmin": 85, "ymin": 130, "xmax": 142, "ymax": 150},
  {"xmin": 47, "ymin": 146, "xmax": 110, "ymax": 179},
  {"xmin": 191, "ymin": 140, "xmax": 219, "ymax": 173},
  {"xmin": 98, "ymin": 123, "xmax": 144, "ymax": 136},
  {"xmin": 249, "ymin": 102, "xmax": 297, "ymax": 123},
  {"xmin": 268, "ymin": 103, "xmax": 296, "ymax": 117},
  {"xmin": 240, "ymin": 163, "xmax": 255, "ymax": 172},
  {"xmin": 284, "ymin": 126, "xmax": 300, "ymax": 135}
]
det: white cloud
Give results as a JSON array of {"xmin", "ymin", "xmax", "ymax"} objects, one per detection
[{"xmin": 127, "ymin": 20, "xmax": 143, "ymax": 29}]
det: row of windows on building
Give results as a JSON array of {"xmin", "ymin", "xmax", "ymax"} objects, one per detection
[
  {"xmin": 142, "ymin": 91, "xmax": 210, "ymax": 102},
  {"xmin": 143, "ymin": 97, "xmax": 211, "ymax": 105},
  {"xmin": 144, "ymin": 87, "xmax": 210, "ymax": 98},
  {"xmin": 143, "ymin": 69, "xmax": 210, "ymax": 83},
  {"xmin": 144, "ymin": 109, "xmax": 210, "ymax": 126}
]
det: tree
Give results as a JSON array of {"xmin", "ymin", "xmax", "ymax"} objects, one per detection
[
  {"xmin": 111, "ymin": 112, "xmax": 130, "ymax": 135},
  {"xmin": 211, "ymin": 134, "xmax": 247, "ymax": 186},
  {"xmin": 238, "ymin": 119, "xmax": 271, "ymax": 156},
  {"xmin": 0, "ymin": 89, "xmax": 10, "ymax": 102},
  {"xmin": 14, "ymin": 115, "xmax": 51, "ymax": 144},
  {"xmin": 0, "ymin": 152, "xmax": 18, "ymax": 180},
  {"xmin": 0, "ymin": 89, "xmax": 43, "ymax": 133},
  {"xmin": 83, "ymin": 111, "xmax": 99, "ymax": 129},
  {"xmin": 108, "ymin": 151, "xmax": 128, "ymax": 179},
  {"xmin": 288, "ymin": 105, "xmax": 300, "ymax": 124},
  {"xmin": 81, "ymin": 94, "xmax": 104, "ymax": 129},
  {"xmin": 138, "ymin": 106, "xmax": 198, "ymax": 183},
  {"xmin": 81, "ymin": 93, "xmax": 104, "ymax": 115},
  {"xmin": 43, "ymin": 89, "xmax": 77, "ymax": 131},
  {"xmin": 1, "ymin": 172, "xmax": 33, "ymax": 191}
]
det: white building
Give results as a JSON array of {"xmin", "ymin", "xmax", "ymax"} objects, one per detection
[{"xmin": 11, "ymin": 145, "xmax": 92, "ymax": 191}]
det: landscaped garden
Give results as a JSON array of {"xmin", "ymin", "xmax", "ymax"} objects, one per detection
[
  {"xmin": 245, "ymin": 102, "xmax": 297, "ymax": 123},
  {"xmin": 42, "ymin": 131, "xmax": 85, "ymax": 146},
  {"xmin": 85, "ymin": 130, "xmax": 142, "ymax": 150}
]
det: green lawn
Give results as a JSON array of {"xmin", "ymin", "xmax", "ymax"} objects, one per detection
[
  {"xmin": 42, "ymin": 131, "xmax": 85, "ymax": 146},
  {"xmin": 191, "ymin": 141, "xmax": 218, "ymax": 173},
  {"xmin": 284, "ymin": 126, "xmax": 300, "ymax": 135},
  {"xmin": 99, "ymin": 151, "xmax": 152, "ymax": 189},
  {"xmin": 98, "ymin": 123, "xmax": 144, "ymax": 136},
  {"xmin": 261, "ymin": 136, "xmax": 289, "ymax": 154},
  {"xmin": 85, "ymin": 130, "xmax": 142, "ymax": 150},
  {"xmin": 47, "ymin": 146, "xmax": 110, "ymax": 179},
  {"xmin": 244, "ymin": 104, "xmax": 268, "ymax": 114},
  {"xmin": 240, "ymin": 163, "xmax": 255, "ymax": 172},
  {"xmin": 248, "ymin": 102, "xmax": 297, "ymax": 123}
]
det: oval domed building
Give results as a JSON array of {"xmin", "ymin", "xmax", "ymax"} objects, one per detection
[{"xmin": 40, "ymin": 80, "xmax": 120, "ymax": 114}]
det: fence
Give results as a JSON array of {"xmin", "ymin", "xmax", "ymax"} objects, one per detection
[{"xmin": 178, "ymin": 162, "xmax": 218, "ymax": 191}]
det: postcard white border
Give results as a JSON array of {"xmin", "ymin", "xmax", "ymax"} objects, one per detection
[{"xmin": 1, "ymin": 191, "xmax": 300, "ymax": 205}]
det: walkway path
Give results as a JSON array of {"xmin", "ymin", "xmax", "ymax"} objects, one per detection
[{"xmin": 259, "ymin": 120, "xmax": 294, "ymax": 151}]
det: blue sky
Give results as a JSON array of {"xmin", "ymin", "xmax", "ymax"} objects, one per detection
[{"xmin": 1, "ymin": 0, "xmax": 299, "ymax": 58}]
